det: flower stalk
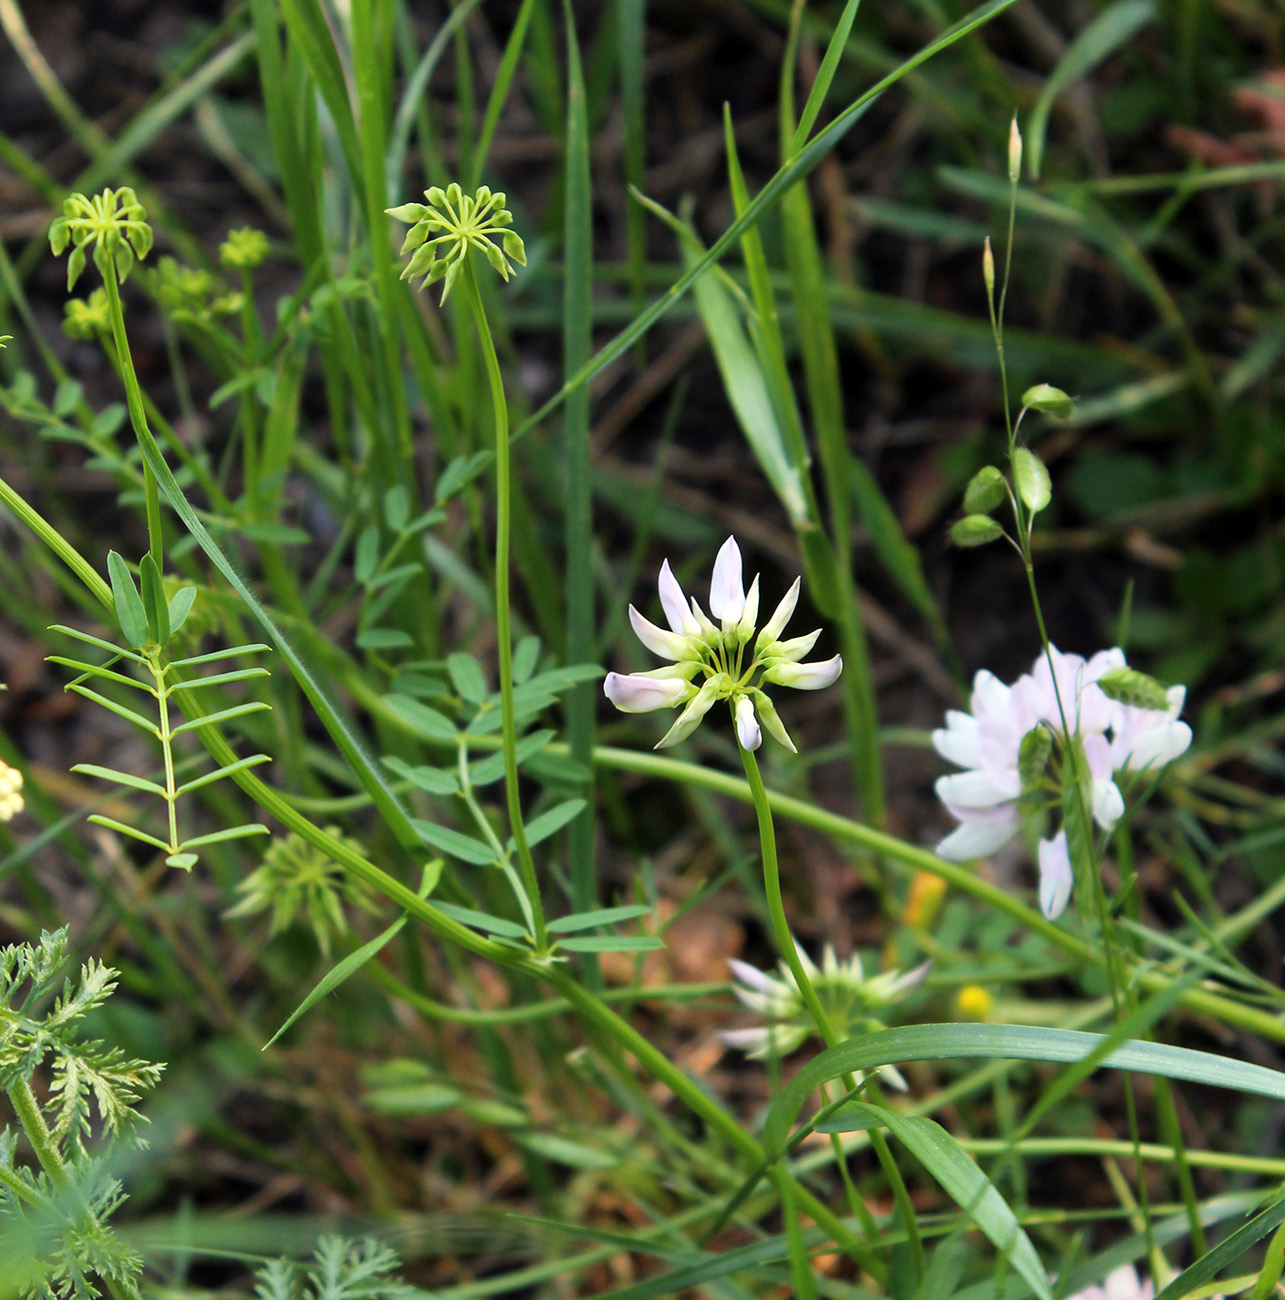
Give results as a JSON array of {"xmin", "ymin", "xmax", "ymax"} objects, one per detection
[{"xmin": 461, "ymin": 258, "xmax": 548, "ymax": 956}]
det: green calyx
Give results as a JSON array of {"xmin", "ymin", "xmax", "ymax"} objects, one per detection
[{"xmin": 386, "ymin": 182, "xmax": 527, "ymax": 304}]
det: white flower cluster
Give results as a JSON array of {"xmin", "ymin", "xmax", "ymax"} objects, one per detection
[
  {"xmin": 933, "ymin": 646, "xmax": 1191, "ymax": 919},
  {"xmin": 1067, "ymin": 1265, "xmax": 1155, "ymax": 1300},
  {"xmin": 722, "ymin": 943, "xmax": 928, "ymax": 1086},
  {"xmin": 604, "ymin": 537, "xmax": 842, "ymax": 752},
  {"xmin": 0, "ymin": 759, "xmax": 23, "ymax": 822}
]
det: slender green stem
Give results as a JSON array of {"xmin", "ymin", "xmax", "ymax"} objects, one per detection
[
  {"xmin": 461, "ymin": 258, "xmax": 548, "ymax": 955},
  {"xmin": 740, "ymin": 742, "xmax": 923, "ymax": 1278},
  {"xmin": 149, "ymin": 657, "xmax": 179, "ymax": 852},
  {"xmin": 100, "ymin": 265, "xmax": 163, "ymax": 572},
  {"xmin": 741, "ymin": 744, "xmax": 832, "ymax": 1037},
  {"xmin": 990, "ymin": 161, "xmax": 1163, "ymax": 1265}
]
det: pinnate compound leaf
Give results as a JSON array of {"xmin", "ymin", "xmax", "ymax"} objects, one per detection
[
  {"xmin": 410, "ymin": 819, "xmax": 495, "ymax": 866},
  {"xmin": 139, "ymin": 554, "xmax": 169, "ymax": 644},
  {"xmin": 107, "ymin": 552, "xmax": 148, "ymax": 648},
  {"xmin": 167, "ymin": 586, "xmax": 197, "ymax": 634},
  {"xmin": 547, "ymin": 904, "xmax": 653, "ymax": 934}
]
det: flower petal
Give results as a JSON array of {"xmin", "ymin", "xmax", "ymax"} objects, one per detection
[
  {"xmin": 762, "ymin": 654, "xmax": 843, "ymax": 691},
  {"xmin": 756, "ymin": 577, "xmax": 800, "ymax": 652},
  {"xmin": 1118, "ymin": 720, "xmax": 1192, "ymax": 772},
  {"xmin": 763, "ymin": 628, "xmax": 821, "ymax": 663},
  {"xmin": 1038, "ymin": 831, "xmax": 1073, "ymax": 920},
  {"xmin": 603, "ymin": 672, "xmax": 691, "ymax": 713},
  {"xmin": 932, "ymin": 712, "xmax": 983, "ymax": 770},
  {"xmin": 709, "ymin": 536, "xmax": 745, "ymax": 625},
  {"xmin": 935, "ymin": 770, "xmax": 1020, "ymax": 810},
  {"xmin": 658, "ymin": 559, "xmax": 699, "ymax": 636},
  {"xmin": 736, "ymin": 574, "xmax": 760, "ymax": 642},
  {"xmin": 735, "ymin": 695, "xmax": 762, "ymax": 751},
  {"xmin": 628, "ymin": 604, "xmax": 692, "ymax": 661},
  {"xmin": 935, "ymin": 808, "xmax": 1019, "ymax": 861},
  {"xmin": 752, "ymin": 690, "xmax": 797, "ymax": 753},
  {"xmin": 1091, "ymin": 776, "xmax": 1125, "ymax": 832}
]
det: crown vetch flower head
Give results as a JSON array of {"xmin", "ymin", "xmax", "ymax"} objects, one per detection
[
  {"xmin": 49, "ymin": 187, "xmax": 153, "ymax": 291},
  {"xmin": 603, "ymin": 536, "xmax": 843, "ymax": 752},
  {"xmin": 722, "ymin": 942, "xmax": 928, "ymax": 1086},
  {"xmin": 932, "ymin": 644, "xmax": 1192, "ymax": 921},
  {"xmin": 387, "ymin": 182, "xmax": 526, "ymax": 305}
]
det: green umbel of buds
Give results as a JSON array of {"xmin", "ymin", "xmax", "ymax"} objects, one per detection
[
  {"xmin": 386, "ymin": 183, "xmax": 526, "ymax": 305},
  {"xmin": 63, "ymin": 290, "xmax": 111, "ymax": 340},
  {"xmin": 220, "ymin": 226, "xmax": 270, "ymax": 271},
  {"xmin": 49, "ymin": 187, "xmax": 153, "ymax": 291}
]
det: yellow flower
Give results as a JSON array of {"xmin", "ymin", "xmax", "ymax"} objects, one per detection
[
  {"xmin": 956, "ymin": 984, "xmax": 994, "ymax": 1022},
  {"xmin": 0, "ymin": 759, "xmax": 23, "ymax": 822}
]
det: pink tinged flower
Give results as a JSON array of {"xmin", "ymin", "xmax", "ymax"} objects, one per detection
[
  {"xmin": 1022, "ymin": 646, "xmax": 1115, "ymax": 737},
  {"xmin": 1038, "ymin": 831, "xmax": 1073, "ymax": 921},
  {"xmin": 762, "ymin": 654, "xmax": 843, "ymax": 691},
  {"xmin": 709, "ymin": 536, "xmax": 745, "ymax": 627},
  {"xmin": 628, "ymin": 604, "xmax": 691, "ymax": 661},
  {"xmin": 658, "ymin": 559, "xmax": 701, "ymax": 637},
  {"xmin": 756, "ymin": 577, "xmax": 800, "ymax": 653},
  {"xmin": 603, "ymin": 672, "xmax": 692, "ymax": 714},
  {"xmin": 1067, "ymin": 1264, "xmax": 1155, "ymax": 1300},
  {"xmin": 735, "ymin": 695, "xmax": 762, "ymax": 751}
]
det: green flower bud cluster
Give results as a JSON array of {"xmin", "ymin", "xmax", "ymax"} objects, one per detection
[
  {"xmin": 386, "ymin": 183, "xmax": 526, "ymax": 304},
  {"xmin": 63, "ymin": 288, "xmax": 111, "ymax": 340},
  {"xmin": 49, "ymin": 186, "xmax": 153, "ymax": 291},
  {"xmin": 219, "ymin": 225, "xmax": 270, "ymax": 271}
]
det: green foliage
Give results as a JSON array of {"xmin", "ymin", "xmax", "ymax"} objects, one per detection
[
  {"xmin": 250, "ymin": 1236, "xmax": 411, "ymax": 1300},
  {"xmin": 48, "ymin": 588, "xmax": 272, "ymax": 869},
  {"xmin": 0, "ymin": 930, "xmax": 162, "ymax": 1300},
  {"xmin": 951, "ymin": 514, "xmax": 1005, "ymax": 547},
  {"xmin": 229, "ymin": 829, "xmax": 378, "ymax": 957}
]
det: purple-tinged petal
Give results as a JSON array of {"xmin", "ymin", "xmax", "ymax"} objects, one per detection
[
  {"xmin": 658, "ymin": 559, "xmax": 699, "ymax": 636},
  {"xmin": 603, "ymin": 672, "xmax": 690, "ymax": 713},
  {"xmin": 762, "ymin": 654, "xmax": 842, "ymax": 690},
  {"xmin": 628, "ymin": 604, "xmax": 691, "ymax": 661},
  {"xmin": 756, "ymin": 577, "xmax": 800, "ymax": 653},
  {"xmin": 709, "ymin": 536, "xmax": 745, "ymax": 625},
  {"xmin": 1038, "ymin": 831, "xmax": 1073, "ymax": 920},
  {"xmin": 735, "ymin": 695, "xmax": 762, "ymax": 751}
]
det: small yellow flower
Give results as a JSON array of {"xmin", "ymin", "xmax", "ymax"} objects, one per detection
[
  {"xmin": 905, "ymin": 871, "xmax": 948, "ymax": 930},
  {"xmin": 0, "ymin": 759, "xmax": 23, "ymax": 823},
  {"xmin": 956, "ymin": 984, "xmax": 994, "ymax": 1021}
]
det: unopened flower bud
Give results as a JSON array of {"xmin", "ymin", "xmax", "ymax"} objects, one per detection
[
  {"xmin": 1008, "ymin": 116, "xmax": 1022, "ymax": 183},
  {"xmin": 983, "ymin": 237, "xmax": 995, "ymax": 299}
]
